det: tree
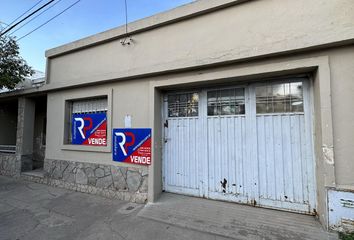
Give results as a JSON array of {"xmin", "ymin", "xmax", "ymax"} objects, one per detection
[{"xmin": 0, "ymin": 35, "xmax": 34, "ymax": 90}]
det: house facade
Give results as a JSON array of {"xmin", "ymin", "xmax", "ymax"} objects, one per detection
[{"xmin": 1, "ymin": 0, "xmax": 354, "ymax": 232}]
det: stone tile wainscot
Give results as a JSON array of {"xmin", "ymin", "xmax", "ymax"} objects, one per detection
[
  {"xmin": 0, "ymin": 153, "xmax": 18, "ymax": 176},
  {"xmin": 21, "ymin": 159, "xmax": 148, "ymax": 203}
]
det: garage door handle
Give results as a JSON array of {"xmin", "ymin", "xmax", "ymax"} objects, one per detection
[{"xmin": 164, "ymin": 138, "xmax": 170, "ymax": 143}]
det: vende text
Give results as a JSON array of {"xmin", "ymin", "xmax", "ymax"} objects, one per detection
[
  {"xmin": 88, "ymin": 138, "xmax": 106, "ymax": 145},
  {"xmin": 130, "ymin": 155, "xmax": 151, "ymax": 165}
]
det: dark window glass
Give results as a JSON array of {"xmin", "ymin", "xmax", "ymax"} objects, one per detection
[
  {"xmin": 256, "ymin": 82, "xmax": 304, "ymax": 114},
  {"xmin": 207, "ymin": 88, "xmax": 245, "ymax": 116},
  {"xmin": 168, "ymin": 93, "xmax": 199, "ymax": 117}
]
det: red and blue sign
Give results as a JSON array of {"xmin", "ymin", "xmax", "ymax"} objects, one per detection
[
  {"xmin": 113, "ymin": 128, "xmax": 151, "ymax": 165},
  {"xmin": 72, "ymin": 113, "xmax": 107, "ymax": 146}
]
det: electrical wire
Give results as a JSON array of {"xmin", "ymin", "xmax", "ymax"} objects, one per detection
[
  {"xmin": 0, "ymin": 0, "xmax": 56, "ymax": 37},
  {"xmin": 0, "ymin": 0, "xmax": 44, "ymax": 33},
  {"xmin": 120, "ymin": 0, "xmax": 130, "ymax": 45},
  {"xmin": 0, "ymin": 21, "xmax": 9, "ymax": 27},
  {"xmin": 0, "ymin": 21, "xmax": 10, "ymax": 31},
  {"xmin": 17, "ymin": 0, "xmax": 82, "ymax": 41},
  {"xmin": 124, "ymin": 0, "xmax": 128, "ymax": 35},
  {"xmin": 8, "ymin": 0, "xmax": 64, "ymax": 36}
]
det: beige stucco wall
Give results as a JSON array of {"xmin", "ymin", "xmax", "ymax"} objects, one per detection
[
  {"xmin": 46, "ymin": 45, "xmax": 354, "ymax": 188},
  {"xmin": 0, "ymin": 101, "xmax": 18, "ymax": 145},
  {"xmin": 43, "ymin": 0, "xmax": 354, "ymax": 229},
  {"xmin": 45, "ymin": 45, "xmax": 354, "ymax": 228},
  {"xmin": 328, "ymin": 47, "xmax": 354, "ymax": 187},
  {"xmin": 46, "ymin": 0, "xmax": 354, "ymax": 90},
  {"xmin": 32, "ymin": 98, "xmax": 47, "ymax": 169},
  {"xmin": 46, "ymin": 79, "xmax": 150, "ymax": 170}
]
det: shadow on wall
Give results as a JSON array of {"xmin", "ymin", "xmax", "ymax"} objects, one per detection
[
  {"xmin": 32, "ymin": 96, "xmax": 47, "ymax": 170},
  {"xmin": 0, "ymin": 100, "xmax": 18, "ymax": 148}
]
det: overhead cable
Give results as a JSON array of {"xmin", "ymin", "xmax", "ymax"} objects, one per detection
[
  {"xmin": 0, "ymin": 0, "xmax": 56, "ymax": 37},
  {"xmin": 0, "ymin": 0, "xmax": 44, "ymax": 33},
  {"xmin": 17, "ymin": 0, "xmax": 82, "ymax": 41},
  {"xmin": 8, "ymin": 0, "xmax": 64, "ymax": 36}
]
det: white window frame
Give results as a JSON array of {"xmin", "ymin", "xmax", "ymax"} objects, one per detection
[{"xmin": 61, "ymin": 89, "xmax": 113, "ymax": 153}]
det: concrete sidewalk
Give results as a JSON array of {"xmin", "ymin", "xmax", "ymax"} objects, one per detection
[
  {"xmin": 0, "ymin": 176, "xmax": 339, "ymax": 240},
  {"xmin": 0, "ymin": 176, "xmax": 229, "ymax": 240},
  {"xmin": 139, "ymin": 193, "xmax": 339, "ymax": 240}
]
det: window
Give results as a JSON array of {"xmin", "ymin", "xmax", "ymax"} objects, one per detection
[
  {"xmin": 256, "ymin": 82, "xmax": 304, "ymax": 114},
  {"xmin": 65, "ymin": 97, "xmax": 108, "ymax": 146},
  {"xmin": 168, "ymin": 93, "xmax": 199, "ymax": 117},
  {"xmin": 72, "ymin": 98, "xmax": 108, "ymax": 114},
  {"xmin": 207, "ymin": 88, "xmax": 245, "ymax": 116}
]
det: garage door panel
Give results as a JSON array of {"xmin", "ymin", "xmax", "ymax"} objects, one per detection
[
  {"xmin": 257, "ymin": 115, "xmax": 272, "ymax": 200},
  {"xmin": 208, "ymin": 116, "xmax": 248, "ymax": 197},
  {"xmin": 207, "ymin": 117, "xmax": 220, "ymax": 193},
  {"xmin": 273, "ymin": 115, "xmax": 285, "ymax": 202},
  {"xmin": 258, "ymin": 198, "xmax": 309, "ymax": 213},
  {"xmin": 264, "ymin": 116, "xmax": 276, "ymax": 199},
  {"xmin": 256, "ymin": 114, "xmax": 309, "ymax": 206},
  {"xmin": 165, "ymin": 117, "xmax": 201, "ymax": 192},
  {"xmin": 163, "ymin": 78, "xmax": 316, "ymax": 214},
  {"xmin": 291, "ymin": 115, "xmax": 305, "ymax": 204},
  {"xmin": 226, "ymin": 118, "xmax": 236, "ymax": 194},
  {"xmin": 282, "ymin": 114, "xmax": 295, "ymax": 203},
  {"xmin": 207, "ymin": 118, "xmax": 216, "ymax": 193},
  {"xmin": 238, "ymin": 116, "xmax": 247, "ymax": 196},
  {"xmin": 300, "ymin": 117, "xmax": 310, "ymax": 203}
]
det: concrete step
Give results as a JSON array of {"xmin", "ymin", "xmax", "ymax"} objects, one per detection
[{"xmin": 21, "ymin": 169, "xmax": 45, "ymax": 178}]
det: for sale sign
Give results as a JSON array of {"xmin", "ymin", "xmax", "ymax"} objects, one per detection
[
  {"xmin": 113, "ymin": 128, "xmax": 151, "ymax": 165},
  {"xmin": 72, "ymin": 113, "xmax": 107, "ymax": 146}
]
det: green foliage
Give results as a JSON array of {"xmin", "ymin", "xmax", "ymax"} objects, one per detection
[
  {"xmin": 0, "ymin": 35, "xmax": 34, "ymax": 89},
  {"xmin": 340, "ymin": 232, "xmax": 354, "ymax": 240}
]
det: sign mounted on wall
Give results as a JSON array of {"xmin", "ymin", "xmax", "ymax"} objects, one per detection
[
  {"xmin": 113, "ymin": 128, "xmax": 151, "ymax": 165},
  {"xmin": 72, "ymin": 113, "xmax": 107, "ymax": 146}
]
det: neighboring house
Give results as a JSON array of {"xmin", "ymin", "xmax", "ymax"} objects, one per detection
[
  {"xmin": 0, "ymin": 70, "xmax": 45, "ymax": 93},
  {"xmin": 0, "ymin": 0, "xmax": 354, "ymax": 233},
  {"xmin": 0, "ymin": 70, "xmax": 46, "ymax": 167}
]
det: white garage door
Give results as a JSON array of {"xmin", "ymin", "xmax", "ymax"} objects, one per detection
[{"xmin": 163, "ymin": 78, "xmax": 316, "ymax": 214}]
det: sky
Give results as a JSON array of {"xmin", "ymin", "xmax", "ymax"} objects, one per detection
[{"xmin": 0, "ymin": 0, "xmax": 194, "ymax": 72}]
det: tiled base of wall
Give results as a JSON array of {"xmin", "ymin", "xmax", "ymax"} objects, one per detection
[
  {"xmin": 1, "ymin": 157, "xmax": 149, "ymax": 203},
  {"xmin": 0, "ymin": 153, "xmax": 18, "ymax": 176},
  {"xmin": 0, "ymin": 155, "xmax": 149, "ymax": 204},
  {"xmin": 6, "ymin": 158, "xmax": 149, "ymax": 203},
  {"xmin": 20, "ymin": 173, "xmax": 148, "ymax": 203}
]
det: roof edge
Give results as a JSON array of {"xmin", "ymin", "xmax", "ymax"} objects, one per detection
[{"xmin": 45, "ymin": 0, "xmax": 248, "ymax": 58}]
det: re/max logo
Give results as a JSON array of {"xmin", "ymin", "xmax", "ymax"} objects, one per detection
[
  {"xmin": 74, "ymin": 117, "xmax": 92, "ymax": 139},
  {"xmin": 72, "ymin": 113, "xmax": 107, "ymax": 146},
  {"xmin": 113, "ymin": 129, "xmax": 152, "ymax": 165}
]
